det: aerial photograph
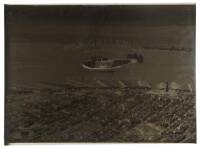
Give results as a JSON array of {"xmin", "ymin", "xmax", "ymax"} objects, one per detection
[{"xmin": 5, "ymin": 5, "xmax": 196, "ymax": 143}]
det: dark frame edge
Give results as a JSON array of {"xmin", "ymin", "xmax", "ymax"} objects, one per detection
[{"xmin": 4, "ymin": 4, "xmax": 8, "ymax": 146}]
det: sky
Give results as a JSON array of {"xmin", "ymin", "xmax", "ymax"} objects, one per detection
[
  {"xmin": 5, "ymin": 5, "xmax": 195, "ymax": 26},
  {"xmin": 5, "ymin": 5, "xmax": 196, "ymax": 86}
]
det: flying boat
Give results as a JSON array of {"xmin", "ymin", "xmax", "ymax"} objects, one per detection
[{"xmin": 81, "ymin": 53, "xmax": 143, "ymax": 71}]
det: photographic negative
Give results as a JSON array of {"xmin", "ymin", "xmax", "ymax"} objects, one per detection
[{"xmin": 5, "ymin": 5, "xmax": 196, "ymax": 143}]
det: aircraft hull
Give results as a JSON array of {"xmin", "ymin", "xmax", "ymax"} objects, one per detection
[
  {"xmin": 81, "ymin": 63, "xmax": 122, "ymax": 71},
  {"xmin": 82, "ymin": 58, "xmax": 138, "ymax": 71}
]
